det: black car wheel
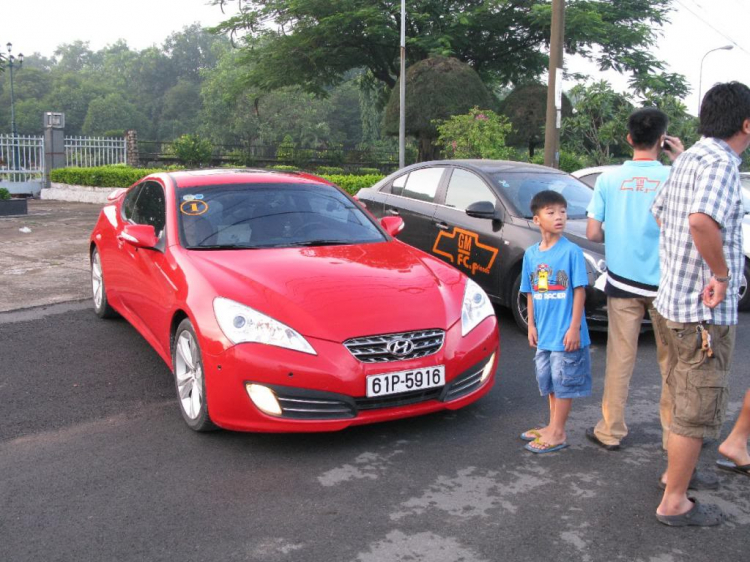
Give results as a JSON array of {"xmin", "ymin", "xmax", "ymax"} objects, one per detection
[
  {"xmin": 510, "ymin": 272, "xmax": 529, "ymax": 333},
  {"xmin": 739, "ymin": 259, "xmax": 750, "ymax": 311}
]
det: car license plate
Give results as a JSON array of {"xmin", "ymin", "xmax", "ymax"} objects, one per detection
[{"xmin": 366, "ymin": 365, "xmax": 445, "ymax": 398}]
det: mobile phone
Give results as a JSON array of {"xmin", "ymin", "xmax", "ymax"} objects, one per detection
[{"xmin": 662, "ymin": 138, "xmax": 670, "ymax": 151}]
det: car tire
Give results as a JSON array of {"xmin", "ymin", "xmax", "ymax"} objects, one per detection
[
  {"xmin": 739, "ymin": 259, "xmax": 750, "ymax": 311},
  {"xmin": 510, "ymin": 272, "xmax": 529, "ymax": 334},
  {"xmin": 91, "ymin": 247, "xmax": 119, "ymax": 319},
  {"xmin": 172, "ymin": 318, "xmax": 218, "ymax": 432}
]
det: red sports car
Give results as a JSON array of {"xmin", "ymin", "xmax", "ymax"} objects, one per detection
[{"xmin": 90, "ymin": 169, "xmax": 499, "ymax": 432}]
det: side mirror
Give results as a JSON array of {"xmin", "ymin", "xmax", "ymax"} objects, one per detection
[
  {"xmin": 380, "ymin": 216, "xmax": 404, "ymax": 237},
  {"xmin": 465, "ymin": 200, "xmax": 498, "ymax": 220},
  {"xmin": 120, "ymin": 224, "xmax": 158, "ymax": 249}
]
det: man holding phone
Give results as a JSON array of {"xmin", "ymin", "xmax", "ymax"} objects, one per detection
[{"xmin": 586, "ymin": 108, "xmax": 684, "ymax": 453}]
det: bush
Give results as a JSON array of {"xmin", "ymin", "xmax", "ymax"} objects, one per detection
[
  {"xmin": 356, "ymin": 167, "xmax": 381, "ymax": 176},
  {"xmin": 50, "ymin": 166, "xmax": 166, "ymax": 188},
  {"xmin": 276, "ymin": 135, "xmax": 295, "ymax": 162},
  {"xmin": 102, "ymin": 130, "xmax": 126, "ymax": 138},
  {"xmin": 528, "ymin": 150, "xmax": 586, "ymax": 173},
  {"xmin": 316, "ymin": 166, "xmax": 345, "ymax": 175},
  {"xmin": 170, "ymin": 134, "xmax": 213, "ymax": 167},
  {"xmin": 0, "ymin": 187, "xmax": 11, "ymax": 200},
  {"xmin": 269, "ymin": 165, "xmax": 298, "ymax": 172},
  {"xmin": 435, "ymin": 107, "xmax": 514, "ymax": 160},
  {"xmin": 321, "ymin": 174, "xmax": 385, "ymax": 195}
]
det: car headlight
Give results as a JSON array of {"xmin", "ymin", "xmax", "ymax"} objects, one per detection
[
  {"xmin": 461, "ymin": 279, "xmax": 495, "ymax": 337},
  {"xmin": 213, "ymin": 297, "xmax": 316, "ymax": 355},
  {"xmin": 583, "ymin": 252, "xmax": 607, "ymax": 274}
]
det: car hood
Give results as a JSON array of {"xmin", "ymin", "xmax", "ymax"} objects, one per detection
[
  {"xmin": 185, "ymin": 241, "xmax": 465, "ymax": 341},
  {"xmin": 564, "ymin": 219, "xmax": 604, "ymax": 256}
]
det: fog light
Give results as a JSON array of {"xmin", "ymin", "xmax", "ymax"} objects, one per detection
[
  {"xmin": 246, "ymin": 383, "xmax": 282, "ymax": 416},
  {"xmin": 480, "ymin": 352, "xmax": 496, "ymax": 383}
]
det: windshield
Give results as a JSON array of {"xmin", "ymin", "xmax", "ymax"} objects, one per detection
[
  {"xmin": 490, "ymin": 172, "xmax": 593, "ymax": 219},
  {"xmin": 177, "ymin": 182, "xmax": 386, "ymax": 249}
]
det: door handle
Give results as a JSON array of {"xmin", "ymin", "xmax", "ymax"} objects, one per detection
[
  {"xmin": 434, "ymin": 221, "xmax": 450, "ymax": 231},
  {"xmin": 386, "ymin": 208, "xmax": 400, "ymax": 216}
]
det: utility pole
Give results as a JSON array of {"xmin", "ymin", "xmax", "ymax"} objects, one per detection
[
  {"xmin": 543, "ymin": 0, "xmax": 564, "ymax": 169},
  {"xmin": 399, "ymin": 0, "xmax": 406, "ymax": 169}
]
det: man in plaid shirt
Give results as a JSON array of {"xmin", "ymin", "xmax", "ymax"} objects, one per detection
[{"xmin": 651, "ymin": 82, "xmax": 750, "ymax": 527}]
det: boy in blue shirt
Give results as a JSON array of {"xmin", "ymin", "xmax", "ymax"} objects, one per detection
[{"xmin": 520, "ymin": 190, "xmax": 592, "ymax": 453}]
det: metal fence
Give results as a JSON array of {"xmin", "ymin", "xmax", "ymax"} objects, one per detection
[
  {"xmin": 65, "ymin": 136, "xmax": 127, "ymax": 168},
  {"xmin": 0, "ymin": 134, "xmax": 45, "ymax": 183}
]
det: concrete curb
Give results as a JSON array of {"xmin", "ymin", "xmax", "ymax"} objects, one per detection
[{"xmin": 41, "ymin": 183, "xmax": 118, "ymax": 204}]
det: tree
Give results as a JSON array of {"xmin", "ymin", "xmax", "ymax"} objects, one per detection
[
  {"xmin": 562, "ymin": 81, "xmax": 633, "ymax": 165},
  {"xmin": 211, "ymin": 0, "xmax": 676, "ymax": 94},
  {"xmin": 435, "ymin": 108, "xmax": 514, "ymax": 160},
  {"xmin": 383, "ymin": 57, "xmax": 493, "ymax": 161},
  {"xmin": 82, "ymin": 93, "xmax": 150, "ymax": 136},
  {"xmin": 499, "ymin": 83, "xmax": 572, "ymax": 158}
]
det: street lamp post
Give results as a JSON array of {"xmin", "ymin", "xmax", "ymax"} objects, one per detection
[
  {"xmin": 698, "ymin": 44, "xmax": 733, "ymax": 115},
  {"xmin": 4, "ymin": 42, "xmax": 24, "ymax": 171}
]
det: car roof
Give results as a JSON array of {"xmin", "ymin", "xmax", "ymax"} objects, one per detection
[
  {"xmin": 405, "ymin": 159, "xmax": 569, "ymax": 175},
  {"xmin": 570, "ymin": 165, "xmax": 619, "ymax": 178},
  {"xmin": 149, "ymin": 168, "xmax": 333, "ymax": 189}
]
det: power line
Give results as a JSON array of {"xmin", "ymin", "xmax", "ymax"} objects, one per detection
[{"xmin": 675, "ymin": 0, "xmax": 750, "ymax": 56}]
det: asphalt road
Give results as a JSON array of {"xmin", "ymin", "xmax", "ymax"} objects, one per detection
[{"xmin": 1, "ymin": 303, "xmax": 748, "ymax": 562}]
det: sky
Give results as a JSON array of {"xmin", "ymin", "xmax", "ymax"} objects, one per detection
[{"xmin": 2, "ymin": 0, "xmax": 750, "ymax": 116}]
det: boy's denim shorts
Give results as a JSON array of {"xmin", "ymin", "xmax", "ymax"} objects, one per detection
[{"xmin": 534, "ymin": 347, "xmax": 592, "ymax": 399}]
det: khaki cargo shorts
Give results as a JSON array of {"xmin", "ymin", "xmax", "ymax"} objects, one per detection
[{"xmin": 653, "ymin": 314, "xmax": 735, "ymax": 440}]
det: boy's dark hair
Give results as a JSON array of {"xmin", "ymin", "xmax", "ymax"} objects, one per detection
[
  {"xmin": 628, "ymin": 108, "xmax": 668, "ymax": 149},
  {"xmin": 699, "ymin": 82, "xmax": 750, "ymax": 140},
  {"xmin": 530, "ymin": 190, "xmax": 567, "ymax": 216}
]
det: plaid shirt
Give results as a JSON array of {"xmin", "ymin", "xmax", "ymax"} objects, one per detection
[{"xmin": 651, "ymin": 137, "xmax": 744, "ymax": 325}]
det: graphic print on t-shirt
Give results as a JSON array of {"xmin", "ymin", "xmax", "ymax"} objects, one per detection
[
  {"xmin": 619, "ymin": 176, "xmax": 661, "ymax": 193},
  {"xmin": 530, "ymin": 263, "xmax": 569, "ymax": 294}
]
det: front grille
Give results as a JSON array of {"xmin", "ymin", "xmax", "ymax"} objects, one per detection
[
  {"xmin": 355, "ymin": 388, "xmax": 443, "ymax": 411},
  {"xmin": 344, "ymin": 329, "xmax": 445, "ymax": 363}
]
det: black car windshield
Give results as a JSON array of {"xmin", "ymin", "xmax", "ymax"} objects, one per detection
[
  {"xmin": 177, "ymin": 182, "xmax": 386, "ymax": 249},
  {"xmin": 489, "ymin": 172, "xmax": 593, "ymax": 219}
]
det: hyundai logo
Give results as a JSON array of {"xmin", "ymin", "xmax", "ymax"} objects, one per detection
[{"xmin": 387, "ymin": 338, "xmax": 414, "ymax": 356}]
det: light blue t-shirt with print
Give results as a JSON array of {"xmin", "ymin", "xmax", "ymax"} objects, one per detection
[
  {"xmin": 520, "ymin": 236, "xmax": 591, "ymax": 352},
  {"xmin": 587, "ymin": 160, "xmax": 670, "ymax": 286}
]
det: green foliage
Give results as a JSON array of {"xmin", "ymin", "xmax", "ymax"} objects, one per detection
[
  {"xmin": 435, "ymin": 108, "xmax": 514, "ymax": 160},
  {"xmin": 321, "ymin": 174, "xmax": 385, "ymax": 195},
  {"xmin": 276, "ymin": 135, "xmax": 295, "ymax": 162},
  {"xmin": 562, "ymin": 81, "xmax": 633, "ymax": 165},
  {"xmin": 50, "ymin": 166, "xmax": 166, "ymax": 187},
  {"xmin": 356, "ymin": 167, "xmax": 381, "ymax": 175},
  {"xmin": 316, "ymin": 166, "xmax": 345, "ymax": 175},
  {"xmin": 0, "ymin": 188, "xmax": 11, "ymax": 200},
  {"xmin": 269, "ymin": 165, "xmax": 298, "ymax": 171},
  {"xmin": 102, "ymin": 130, "xmax": 126, "ymax": 138},
  {"xmin": 499, "ymin": 83, "xmax": 572, "ymax": 157},
  {"xmin": 170, "ymin": 134, "xmax": 213, "ymax": 167},
  {"xmin": 82, "ymin": 93, "xmax": 150, "ymax": 137},
  {"xmin": 213, "ymin": 0, "xmax": 675, "ymax": 94},
  {"xmin": 384, "ymin": 57, "xmax": 494, "ymax": 160},
  {"xmin": 528, "ymin": 151, "xmax": 587, "ymax": 173}
]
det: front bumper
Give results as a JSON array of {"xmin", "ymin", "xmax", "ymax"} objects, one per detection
[{"xmin": 201, "ymin": 316, "xmax": 499, "ymax": 432}]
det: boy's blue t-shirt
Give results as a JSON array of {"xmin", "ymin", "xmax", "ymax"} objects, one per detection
[
  {"xmin": 520, "ymin": 236, "xmax": 591, "ymax": 351},
  {"xmin": 586, "ymin": 160, "xmax": 670, "ymax": 286}
]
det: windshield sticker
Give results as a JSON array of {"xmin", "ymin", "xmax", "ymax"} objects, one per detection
[
  {"xmin": 433, "ymin": 227, "xmax": 498, "ymax": 275},
  {"xmin": 497, "ymin": 180, "xmax": 510, "ymax": 188},
  {"xmin": 180, "ymin": 200, "xmax": 209, "ymax": 216},
  {"xmin": 183, "ymin": 194, "xmax": 205, "ymax": 201}
]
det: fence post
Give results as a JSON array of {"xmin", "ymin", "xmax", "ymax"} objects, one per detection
[
  {"xmin": 43, "ymin": 112, "xmax": 66, "ymax": 189},
  {"xmin": 126, "ymin": 130, "xmax": 140, "ymax": 167}
]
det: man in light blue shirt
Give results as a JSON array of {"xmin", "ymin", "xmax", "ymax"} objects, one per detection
[{"xmin": 585, "ymin": 108, "xmax": 685, "ymax": 453}]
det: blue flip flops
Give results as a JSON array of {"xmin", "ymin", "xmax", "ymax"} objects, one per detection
[{"xmin": 524, "ymin": 439, "xmax": 569, "ymax": 454}]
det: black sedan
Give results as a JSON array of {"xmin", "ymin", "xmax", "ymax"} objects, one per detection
[{"xmin": 357, "ymin": 160, "xmax": 608, "ymax": 331}]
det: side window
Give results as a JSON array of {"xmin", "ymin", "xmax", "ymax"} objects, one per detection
[
  {"xmin": 401, "ymin": 167, "xmax": 444, "ymax": 203},
  {"xmin": 131, "ymin": 182, "xmax": 166, "ymax": 235},
  {"xmin": 445, "ymin": 169, "xmax": 496, "ymax": 210},
  {"xmin": 121, "ymin": 184, "xmax": 143, "ymax": 221},
  {"xmin": 390, "ymin": 173, "xmax": 408, "ymax": 196}
]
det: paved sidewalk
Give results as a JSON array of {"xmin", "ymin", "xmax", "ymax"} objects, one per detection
[{"xmin": 0, "ymin": 200, "xmax": 102, "ymax": 312}]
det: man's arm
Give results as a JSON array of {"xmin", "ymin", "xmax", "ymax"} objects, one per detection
[
  {"xmin": 688, "ymin": 212, "xmax": 729, "ymax": 308},
  {"xmin": 586, "ymin": 218, "xmax": 604, "ymax": 242}
]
